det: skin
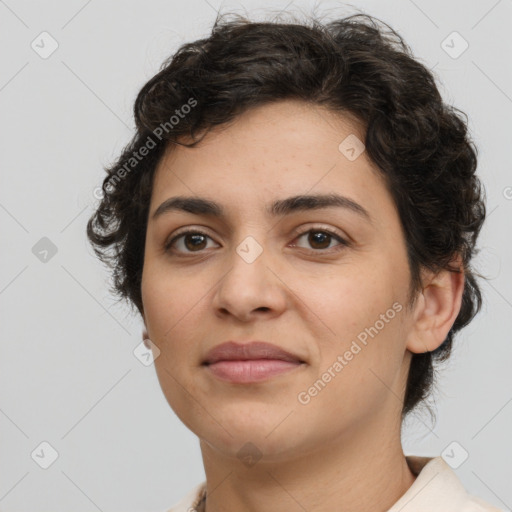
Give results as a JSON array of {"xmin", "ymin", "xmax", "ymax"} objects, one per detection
[{"xmin": 140, "ymin": 99, "xmax": 464, "ymax": 512}]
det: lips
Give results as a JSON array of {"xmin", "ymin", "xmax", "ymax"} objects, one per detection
[
  {"xmin": 202, "ymin": 341, "xmax": 304, "ymax": 365},
  {"xmin": 202, "ymin": 341, "xmax": 305, "ymax": 383}
]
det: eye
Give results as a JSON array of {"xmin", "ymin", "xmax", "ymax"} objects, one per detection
[
  {"xmin": 165, "ymin": 230, "xmax": 218, "ymax": 254},
  {"xmin": 164, "ymin": 226, "xmax": 350, "ymax": 255},
  {"xmin": 291, "ymin": 227, "xmax": 349, "ymax": 252}
]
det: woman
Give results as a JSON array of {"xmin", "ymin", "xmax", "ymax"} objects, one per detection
[{"xmin": 87, "ymin": 11, "xmax": 499, "ymax": 512}]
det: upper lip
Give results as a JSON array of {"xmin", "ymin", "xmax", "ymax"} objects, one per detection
[{"xmin": 203, "ymin": 341, "xmax": 304, "ymax": 365}]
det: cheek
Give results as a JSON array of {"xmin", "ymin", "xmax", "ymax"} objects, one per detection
[
  {"xmin": 141, "ymin": 267, "xmax": 208, "ymax": 417},
  {"xmin": 296, "ymin": 280, "xmax": 407, "ymax": 428},
  {"xmin": 301, "ymin": 261, "xmax": 400, "ymax": 333},
  {"xmin": 141, "ymin": 263, "xmax": 217, "ymax": 378},
  {"xmin": 301, "ymin": 260, "xmax": 407, "ymax": 377},
  {"xmin": 142, "ymin": 262, "xmax": 202, "ymax": 330}
]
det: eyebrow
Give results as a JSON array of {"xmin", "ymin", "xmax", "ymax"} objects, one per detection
[{"xmin": 151, "ymin": 193, "xmax": 372, "ymax": 223}]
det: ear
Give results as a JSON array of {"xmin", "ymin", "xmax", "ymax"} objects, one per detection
[
  {"xmin": 141, "ymin": 313, "xmax": 149, "ymax": 342},
  {"xmin": 406, "ymin": 255, "xmax": 465, "ymax": 354}
]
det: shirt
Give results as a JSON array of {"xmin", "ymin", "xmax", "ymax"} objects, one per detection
[{"xmin": 165, "ymin": 455, "xmax": 504, "ymax": 512}]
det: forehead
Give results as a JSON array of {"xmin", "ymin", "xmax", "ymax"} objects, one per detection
[{"xmin": 149, "ymin": 100, "xmax": 395, "ymax": 224}]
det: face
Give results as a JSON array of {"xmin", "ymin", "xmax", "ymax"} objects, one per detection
[{"xmin": 141, "ymin": 100, "xmax": 416, "ymax": 462}]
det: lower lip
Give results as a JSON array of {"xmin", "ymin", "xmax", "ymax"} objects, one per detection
[{"xmin": 205, "ymin": 359, "xmax": 303, "ymax": 383}]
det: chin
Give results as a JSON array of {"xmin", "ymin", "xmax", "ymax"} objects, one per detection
[{"xmin": 201, "ymin": 430, "xmax": 306, "ymax": 465}]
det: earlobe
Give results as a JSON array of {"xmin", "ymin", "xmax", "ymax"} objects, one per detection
[
  {"xmin": 406, "ymin": 257, "xmax": 465, "ymax": 354},
  {"xmin": 141, "ymin": 313, "xmax": 149, "ymax": 342},
  {"xmin": 142, "ymin": 324, "xmax": 150, "ymax": 349}
]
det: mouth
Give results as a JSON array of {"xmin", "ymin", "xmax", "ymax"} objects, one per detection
[
  {"xmin": 205, "ymin": 359, "xmax": 304, "ymax": 383},
  {"xmin": 202, "ymin": 341, "xmax": 306, "ymax": 383}
]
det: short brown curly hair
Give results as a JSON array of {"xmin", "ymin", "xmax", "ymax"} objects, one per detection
[{"xmin": 86, "ymin": 11, "xmax": 486, "ymax": 419}]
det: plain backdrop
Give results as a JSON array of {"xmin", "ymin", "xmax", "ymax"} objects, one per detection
[{"xmin": 1, "ymin": 0, "xmax": 511, "ymax": 510}]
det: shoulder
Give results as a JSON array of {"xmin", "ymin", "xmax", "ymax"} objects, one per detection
[
  {"xmin": 465, "ymin": 494, "xmax": 506, "ymax": 512},
  {"xmin": 387, "ymin": 456, "xmax": 504, "ymax": 512},
  {"xmin": 164, "ymin": 481, "xmax": 206, "ymax": 512},
  {"xmin": 164, "ymin": 459, "xmax": 505, "ymax": 512}
]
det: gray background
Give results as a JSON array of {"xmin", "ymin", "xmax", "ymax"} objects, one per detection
[{"xmin": 1, "ymin": 0, "xmax": 511, "ymax": 510}]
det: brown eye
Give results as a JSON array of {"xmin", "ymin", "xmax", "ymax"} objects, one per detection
[
  {"xmin": 183, "ymin": 233, "xmax": 208, "ymax": 251},
  {"xmin": 292, "ymin": 228, "xmax": 348, "ymax": 252},
  {"xmin": 307, "ymin": 231, "xmax": 331, "ymax": 250},
  {"xmin": 165, "ymin": 230, "xmax": 218, "ymax": 253}
]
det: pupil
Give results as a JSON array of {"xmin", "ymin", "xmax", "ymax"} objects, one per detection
[
  {"xmin": 310, "ymin": 231, "xmax": 330, "ymax": 249},
  {"xmin": 183, "ymin": 232, "xmax": 332, "ymax": 251},
  {"xmin": 186, "ymin": 234, "xmax": 206, "ymax": 251}
]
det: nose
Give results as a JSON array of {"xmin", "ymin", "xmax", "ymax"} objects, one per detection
[{"xmin": 211, "ymin": 242, "xmax": 288, "ymax": 322}]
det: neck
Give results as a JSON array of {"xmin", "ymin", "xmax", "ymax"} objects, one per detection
[{"xmin": 199, "ymin": 413, "xmax": 417, "ymax": 512}]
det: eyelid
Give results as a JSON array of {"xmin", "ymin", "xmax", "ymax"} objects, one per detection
[
  {"xmin": 164, "ymin": 226, "xmax": 214, "ymax": 250},
  {"xmin": 289, "ymin": 223, "xmax": 347, "ymax": 241},
  {"xmin": 164, "ymin": 223, "xmax": 351, "ymax": 253},
  {"xmin": 289, "ymin": 225, "xmax": 350, "ymax": 252}
]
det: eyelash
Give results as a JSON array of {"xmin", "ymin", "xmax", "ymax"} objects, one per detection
[{"xmin": 164, "ymin": 226, "xmax": 350, "ymax": 255}]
